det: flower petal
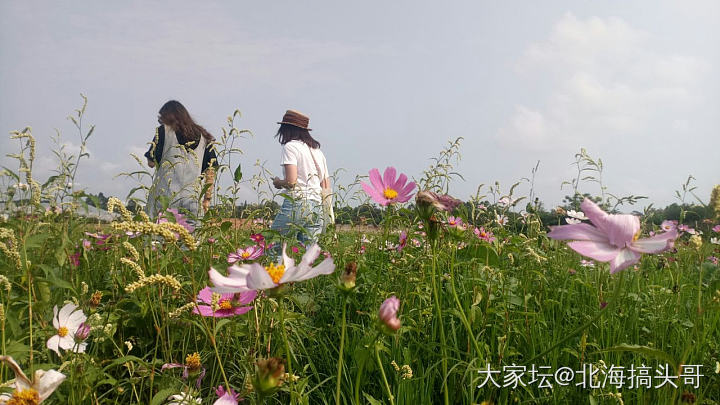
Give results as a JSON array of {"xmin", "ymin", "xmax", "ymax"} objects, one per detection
[
  {"xmin": 47, "ymin": 335, "xmax": 61, "ymax": 356},
  {"xmin": 567, "ymin": 241, "xmax": 622, "ymax": 262},
  {"xmin": 603, "ymin": 213, "xmax": 640, "ymax": 248},
  {"xmin": 547, "ymin": 223, "xmax": 609, "ymax": 242},
  {"xmin": 361, "ymin": 181, "xmax": 387, "ymax": 205},
  {"xmin": 281, "ymin": 243, "xmax": 295, "ymax": 269},
  {"xmin": 369, "ymin": 168, "xmax": 385, "ymax": 191},
  {"xmin": 197, "ymin": 287, "xmax": 213, "ymax": 304},
  {"xmin": 34, "ymin": 369, "xmax": 66, "ymax": 402},
  {"xmin": 65, "ymin": 309, "xmax": 87, "ymax": 331},
  {"xmin": 285, "ymin": 256, "xmax": 335, "ymax": 283},
  {"xmin": 580, "ymin": 198, "xmax": 609, "ymax": 232},
  {"xmin": 393, "ymin": 173, "xmax": 408, "ymax": 191},
  {"xmin": 383, "ymin": 167, "xmax": 397, "ymax": 190},
  {"xmin": 209, "ymin": 266, "xmax": 254, "ymax": 293},
  {"xmin": 609, "ymin": 248, "xmax": 641, "ymax": 274},
  {"xmin": 57, "ymin": 303, "xmax": 78, "ymax": 324},
  {"xmin": 52, "ymin": 305, "xmax": 59, "ymax": 329},
  {"xmin": 246, "ymin": 264, "xmax": 277, "ymax": 290},
  {"xmin": 58, "ymin": 335, "xmax": 75, "ymax": 351},
  {"xmin": 628, "ymin": 229, "xmax": 678, "ymax": 254}
]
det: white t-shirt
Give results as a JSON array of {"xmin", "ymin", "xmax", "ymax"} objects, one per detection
[{"xmin": 280, "ymin": 140, "xmax": 329, "ymax": 202}]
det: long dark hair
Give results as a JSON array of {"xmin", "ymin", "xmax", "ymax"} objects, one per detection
[
  {"xmin": 158, "ymin": 100, "xmax": 214, "ymax": 144},
  {"xmin": 275, "ymin": 124, "xmax": 321, "ymax": 149}
]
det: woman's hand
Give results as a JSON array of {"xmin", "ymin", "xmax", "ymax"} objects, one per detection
[
  {"xmin": 147, "ymin": 159, "xmax": 156, "ymax": 168},
  {"xmin": 272, "ymin": 176, "xmax": 284, "ymax": 189}
]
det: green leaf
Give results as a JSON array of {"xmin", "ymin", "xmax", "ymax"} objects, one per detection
[
  {"xmin": 362, "ymin": 392, "xmax": 384, "ymax": 405},
  {"xmin": 596, "ymin": 344, "xmax": 678, "ymax": 371},
  {"xmin": 150, "ymin": 388, "xmax": 177, "ymax": 405},
  {"xmin": 234, "ymin": 163, "xmax": 243, "ymax": 182},
  {"xmin": 220, "ymin": 221, "xmax": 233, "ymax": 232}
]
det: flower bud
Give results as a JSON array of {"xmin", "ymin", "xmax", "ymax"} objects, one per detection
[
  {"xmin": 416, "ymin": 191, "xmax": 462, "ymax": 213},
  {"xmin": 379, "ymin": 296, "xmax": 401, "ymax": 333},
  {"xmin": 253, "ymin": 357, "xmax": 285, "ymax": 394},
  {"xmin": 340, "ymin": 262, "xmax": 357, "ymax": 291},
  {"xmin": 74, "ymin": 322, "xmax": 91, "ymax": 341}
]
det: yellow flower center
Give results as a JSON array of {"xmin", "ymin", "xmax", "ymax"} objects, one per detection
[
  {"xmin": 633, "ymin": 230, "xmax": 641, "ymax": 242},
  {"xmin": 241, "ymin": 251, "xmax": 251, "ymax": 258},
  {"xmin": 265, "ymin": 263, "xmax": 286, "ymax": 284},
  {"xmin": 219, "ymin": 299, "xmax": 233, "ymax": 310},
  {"xmin": 185, "ymin": 352, "xmax": 202, "ymax": 372},
  {"xmin": 58, "ymin": 326, "xmax": 69, "ymax": 337},
  {"xmin": 383, "ymin": 188, "xmax": 398, "ymax": 200},
  {"xmin": 7, "ymin": 388, "xmax": 39, "ymax": 405}
]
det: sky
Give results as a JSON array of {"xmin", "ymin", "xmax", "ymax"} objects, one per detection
[{"xmin": 1, "ymin": 1, "xmax": 718, "ymax": 211}]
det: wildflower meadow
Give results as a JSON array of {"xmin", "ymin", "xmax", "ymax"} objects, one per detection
[{"xmin": 1, "ymin": 101, "xmax": 719, "ymax": 404}]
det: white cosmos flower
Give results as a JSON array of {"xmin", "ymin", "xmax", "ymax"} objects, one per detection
[
  {"xmin": 209, "ymin": 244, "xmax": 335, "ymax": 293},
  {"xmin": 0, "ymin": 355, "xmax": 66, "ymax": 403},
  {"xmin": 167, "ymin": 392, "xmax": 202, "ymax": 405},
  {"xmin": 566, "ymin": 210, "xmax": 588, "ymax": 221},
  {"xmin": 46, "ymin": 303, "xmax": 87, "ymax": 356},
  {"xmin": 495, "ymin": 214, "xmax": 508, "ymax": 226},
  {"xmin": 565, "ymin": 217, "xmax": 581, "ymax": 225},
  {"xmin": 711, "ymin": 237, "xmax": 720, "ymax": 245}
]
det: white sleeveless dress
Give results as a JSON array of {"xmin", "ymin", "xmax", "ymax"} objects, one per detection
[{"xmin": 147, "ymin": 125, "xmax": 206, "ymax": 218}]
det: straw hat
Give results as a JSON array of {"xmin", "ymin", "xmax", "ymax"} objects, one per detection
[{"xmin": 277, "ymin": 109, "xmax": 311, "ymax": 130}]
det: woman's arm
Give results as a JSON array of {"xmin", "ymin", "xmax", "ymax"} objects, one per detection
[{"xmin": 273, "ymin": 164, "xmax": 297, "ymax": 189}]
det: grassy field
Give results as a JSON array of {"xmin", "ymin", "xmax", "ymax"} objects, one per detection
[{"xmin": 0, "ymin": 196, "xmax": 719, "ymax": 404}]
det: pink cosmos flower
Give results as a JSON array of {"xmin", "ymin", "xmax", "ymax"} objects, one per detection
[
  {"xmin": 708, "ymin": 256, "xmax": 719, "ymax": 265},
  {"xmin": 447, "ymin": 216, "xmax": 465, "ymax": 229},
  {"xmin": 661, "ymin": 220, "xmax": 678, "ymax": 232},
  {"xmin": 291, "ymin": 246, "xmax": 300, "ymax": 254},
  {"xmin": 250, "ymin": 233, "xmax": 265, "ymax": 244},
  {"xmin": 214, "ymin": 385, "xmax": 241, "ymax": 405},
  {"xmin": 411, "ymin": 238, "xmax": 421, "ymax": 247},
  {"xmin": 379, "ymin": 296, "xmax": 401, "ymax": 331},
  {"xmin": 69, "ymin": 252, "xmax": 81, "ymax": 267},
  {"xmin": 473, "ymin": 227, "xmax": 496, "ymax": 243},
  {"xmin": 713, "ymin": 224, "xmax": 720, "ymax": 233},
  {"xmin": 193, "ymin": 287, "xmax": 256, "ymax": 317},
  {"xmin": 82, "ymin": 239, "xmax": 92, "ymax": 250},
  {"xmin": 547, "ymin": 198, "xmax": 678, "ymax": 273},
  {"xmin": 397, "ymin": 231, "xmax": 408, "ymax": 252},
  {"xmin": 158, "ymin": 208, "xmax": 195, "ymax": 233},
  {"xmin": 84, "ymin": 232, "xmax": 111, "ymax": 246},
  {"xmin": 227, "ymin": 245, "xmax": 264, "ymax": 264},
  {"xmin": 209, "ymin": 244, "xmax": 335, "ymax": 293},
  {"xmin": 677, "ymin": 224, "xmax": 697, "ymax": 235},
  {"xmin": 360, "ymin": 167, "xmax": 416, "ymax": 206}
]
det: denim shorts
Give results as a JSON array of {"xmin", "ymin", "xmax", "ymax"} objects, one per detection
[{"xmin": 270, "ymin": 197, "xmax": 323, "ymax": 248}]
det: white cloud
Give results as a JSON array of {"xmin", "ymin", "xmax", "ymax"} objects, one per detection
[{"xmin": 499, "ymin": 12, "xmax": 710, "ymax": 151}]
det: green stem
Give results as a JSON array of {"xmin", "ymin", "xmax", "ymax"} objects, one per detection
[
  {"xmin": 280, "ymin": 299, "xmax": 296, "ymax": 404},
  {"xmin": 335, "ymin": 296, "xmax": 348, "ymax": 405},
  {"xmin": 374, "ymin": 343, "xmax": 395, "ymax": 405},
  {"xmin": 430, "ymin": 242, "xmax": 449, "ymax": 405},
  {"xmin": 526, "ymin": 271, "xmax": 625, "ymax": 365},
  {"xmin": 210, "ymin": 321, "xmax": 231, "ymax": 390},
  {"xmin": 353, "ymin": 359, "xmax": 365, "ymax": 405},
  {"xmin": 449, "ymin": 256, "xmax": 483, "ymax": 360}
]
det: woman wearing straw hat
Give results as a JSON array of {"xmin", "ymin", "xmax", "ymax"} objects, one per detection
[{"xmin": 270, "ymin": 109, "xmax": 332, "ymax": 249}]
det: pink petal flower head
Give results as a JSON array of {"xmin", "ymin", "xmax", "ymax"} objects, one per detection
[
  {"xmin": 193, "ymin": 286, "xmax": 256, "ymax": 317},
  {"xmin": 69, "ymin": 252, "xmax": 81, "ymax": 267},
  {"xmin": 447, "ymin": 216, "xmax": 465, "ymax": 228},
  {"xmin": 397, "ymin": 231, "xmax": 408, "ymax": 252},
  {"xmin": 360, "ymin": 167, "xmax": 416, "ymax": 206},
  {"xmin": 291, "ymin": 246, "xmax": 300, "ymax": 254},
  {"xmin": 473, "ymin": 227, "xmax": 496, "ymax": 243},
  {"xmin": 250, "ymin": 233, "xmax": 265, "ymax": 244},
  {"xmin": 661, "ymin": 220, "xmax": 678, "ymax": 232},
  {"xmin": 158, "ymin": 208, "xmax": 195, "ymax": 233},
  {"xmin": 547, "ymin": 198, "xmax": 678, "ymax": 273},
  {"xmin": 82, "ymin": 239, "xmax": 92, "ymax": 250},
  {"xmin": 227, "ymin": 245, "xmax": 264, "ymax": 264},
  {"xmin": 214, "ymin": 385, "xmax": 241, "ymax": 405},
  {"xmin": 379, "ymin": 295, "xmax": 401, "ymax": 331},
  {"xmin": 416, "ymin": 190, "xmax": 462, "ymax": 212},
  {"xmin": 712, "ymin": 224, "xmax": 720, "ymax": 233}
]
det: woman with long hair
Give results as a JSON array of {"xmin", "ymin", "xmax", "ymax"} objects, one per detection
[
  {"xmin": 270, "ymin": 109, "xmax": 332, "ymax": 250},
  {"xmin": 144, "ymin": 100, "xmax": 218, "ymax": 219}
]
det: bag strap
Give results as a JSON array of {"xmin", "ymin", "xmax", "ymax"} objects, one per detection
[{"xmin": 307, "ymin": 144, "xmax": 326, "ymax": 188}]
